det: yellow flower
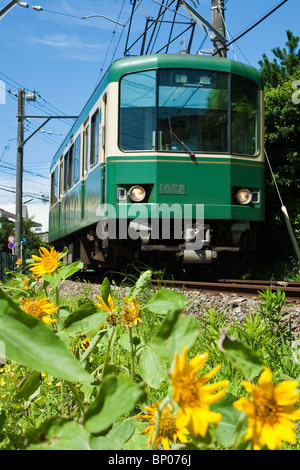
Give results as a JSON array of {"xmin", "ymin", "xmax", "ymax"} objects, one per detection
[
  {"xmin": 22, "ymin": 278, "xmax": 30, "ymax": 290},
  {"xmin": 80, "ymin": 338, "xmax": 91, "ymax": 351},
  {"xmin": 95, "ymin": 294, "xmax": 116, "ymax": 312},
  {"xmin": 29, "ymin": 246, "xmax": 60, "ymax": 278},
  {"xmin": 16, "ymin": 258, "xmax": 23, "ymax": 266},
  {"xmin": 138, "ymin": 402, "xmax": 189, "ymax": 450},
  {"xmin": 233, "ymin": 367, "xmax": 300, "ymax": 450},
  {"xmin": 121, "ymin": 295, "xmax": 142, "ymax": 328},
  {"xmin": 19, "ymin": 297, "xmax": 58, "ymax": 324},
  {"xmin": 170, "ymin": 346, "xmax": 229, "ymax": 438}
]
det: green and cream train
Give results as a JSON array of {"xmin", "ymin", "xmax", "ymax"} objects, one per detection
[{"xmin": 49, "ymin": 53, "xmax": 264, "ymax": 269}]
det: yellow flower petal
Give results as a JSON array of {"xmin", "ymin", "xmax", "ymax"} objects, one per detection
[
  {"xmin": 235, "ymin": 367, "xmax": 300, "ymax": 450},
  {"xmin": 171, "ymin": 348, "xmax": 228, "ymax": 438}
]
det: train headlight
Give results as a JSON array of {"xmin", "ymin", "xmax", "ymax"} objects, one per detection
[
  {"xmin": 236, "ymin": 188, "xmax": 252, "ymax": 205},
  {"xmin": 128, "ymin": 185, "xmax": 146, "ymax": 202}
]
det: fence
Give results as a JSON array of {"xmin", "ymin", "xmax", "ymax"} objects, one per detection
[{"xmin": 0, "ymin": 252, "xmax": 34, "ymax": 283}]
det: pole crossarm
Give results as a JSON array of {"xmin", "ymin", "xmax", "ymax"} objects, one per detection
[
  {"xmin": 16, "ymin": 115, "xmax": 78, "ymax": 149},
  {"xmin": 0, "ymin": 0, "xmax": 18, "ymax": 20},
  {"xmin": 179, "ymin": 0, "xmax": 226, "ymax": 44}
]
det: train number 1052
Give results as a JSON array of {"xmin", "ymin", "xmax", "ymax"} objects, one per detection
[{"xmin": 159, "ymin": 183, "xmax": 186, "ymax": 195}]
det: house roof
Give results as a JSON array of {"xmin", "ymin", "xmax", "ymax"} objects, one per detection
[
  {"xmin": 0, "ymin": 208, "xmax": 42, "ymax": 227},
  {"xmin": 0, "ymin": 208, "xmax": 16, "ymax": 219}
]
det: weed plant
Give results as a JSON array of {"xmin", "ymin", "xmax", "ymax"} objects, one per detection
[{"xmin": 0, "ymin": 248, "xmax": 300, "ymax": 451}]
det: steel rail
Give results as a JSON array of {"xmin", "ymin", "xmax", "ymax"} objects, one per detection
[{"xmin": 151, "ymin": 279, "xmax": 300, "ymax": 301}]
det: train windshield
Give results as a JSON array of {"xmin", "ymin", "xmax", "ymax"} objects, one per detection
[{"xmin": 119, "ymin": 69, "xmax": 259, "ymax": 155}]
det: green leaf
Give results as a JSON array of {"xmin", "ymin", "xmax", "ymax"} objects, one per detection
[
  {"xmin": 63, "ymin": 303, "xmax": 108, "ymax": 334},
  {"xmin": 0, "ymin": 289, "xmax": 91, "ymax": 383},
  {"xmin": 27, "ymin": 418, "xmax": 91, "ymax": 450},
  {"xmin": 137, "ymin": 345, "xmax": 168, "ymax": 389},
  {"xmin": 145, "ymin": 288, "xmax": 189, "ymax": 315},
  {"xmin": 41, "ymin": 272, "xmax": 61, "ymax": 289},
  {"xmin": 84, "ymin": 374, "xmax": 144, "ymax": 434},
  {"xmin": 219, "ymin": 331, "xmax": 263, "ymax": 381},
  {"xmin": 0, "ymin": 408, "xmax": 5, "ymax": 433},
  {"xmin": 43, "ymin": 261, "xmax": 83, "ymax": 288},
  {"xmin": 58, "ymin": 246, "xmax": 68, "ymax": 260},
  {"xmin": 211, "ymin": 393, "xmax": 248, "ymax": 448},
  {"xmin": 90, "ymin": 419, "xmax": 136, "ymax": 450},
  {"xmin": 151, "ymin": 310, "xmax": 200, "ymax": 362},
  {"xmin": 100, "ymin": 277, "xmax": 111, "ymax": 307},
  {"xmin": 118, "ymin": 332, "xmax": 145, "ymax": 353},
  {"xmin": 15, "ymin": 370, "xmax": 41, "ymax": 401},
  {"xmin": 122, "ymin": 420, "xmax": 150, "ymax": 450},
  {"xmin": 128, "ymin": 270, "xmax": 152, "ymax": 298}
]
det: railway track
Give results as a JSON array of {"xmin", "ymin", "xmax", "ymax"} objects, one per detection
[
  {"xmin": 75, "ymin": 270, "xmax": 300, "ymax": 302},
  {"xmin": 151, "ymin": 278, "xmax": 300, "ymax": 302}
]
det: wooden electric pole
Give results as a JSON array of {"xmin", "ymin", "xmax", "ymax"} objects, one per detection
[
  {"xmin": 211, "ymin": 0, "xmax": 226, "ymax": 57},
  {"xmin": 15, "ymin": 88, "xmax": 25, "ymax": 259}
]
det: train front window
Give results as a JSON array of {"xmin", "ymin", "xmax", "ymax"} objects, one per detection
[
  {"xmin": 120, "ymin": 70, "xmax": 156, "ymax": 150},
  {"xmin": 119, "ymin": 68, "xmax": 259, "ymax": 155},
  {"xmin": 158, "ymin": 70, "xmax": 228, "ymax": 153},
  {"xmin": 231, "ymin": 75, "xmax": 259, "ymax": 156}
]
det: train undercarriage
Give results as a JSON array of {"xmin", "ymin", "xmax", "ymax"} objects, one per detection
[{"xmin": 56, "ymin": 218, "xmax": 257, "ymax": 271}]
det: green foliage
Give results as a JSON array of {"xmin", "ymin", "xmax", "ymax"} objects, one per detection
[
  {"xmin": 219, "ymin": 331, "xmax": 263, "ymax": 381},
  {"xmin": 254, "ymin": 287, "xmax": 293, "ymax": 336},
  {"xmin": 0, "ymin": 256, "xmax": 300, "ymax": 451},
  {"xmin": 259, "ymin": 30, "xmax": 300, "ymax": 261},
  {"xmin": 0, "ymin": 216, "xmax": 49, "ymax": 253},
  {"xmin": 0, "ymin": 289, "xmax": 91, "ymax": 383},
  {"xmin": 259, "ymin": 30, "xmax": 300, "ymax": 87}
]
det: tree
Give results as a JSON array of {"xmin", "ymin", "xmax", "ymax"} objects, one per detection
[
  {"xmin": 259, "ymin": 31, "xmax": 300, "ymax": 261},
  {"xmin": 259, "ymin": 30, "xmax": 300, "ymax": 87},
  {"xmin": 0, "ymin": 216, "xmax": 49, "ymax": 254}
]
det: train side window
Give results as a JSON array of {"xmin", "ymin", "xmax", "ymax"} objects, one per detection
[
  {"xmin": 83, "ymin": 124, "xmax": 89, "ymax": 177},
  {"xmin": 63, "ymin": 152, "xmax": 69, "ymax": 192},
  {"xmin": 231, "ymin": 75, "xmax": 259, "ymax": 156},
  {"xmin": 50, "ymin": 166, "xmax": 58, "ymax": 206},
  {"xmin": 91, "ymin": 109, "xmax": 100, "ymax": 167},
  {"xmin": 68, "ymin": 144, "xmax": 74, "ymax": 188},
  {"xmin": 119, "ymin": 70, "xmax": 156, "ymax": 151},
  {"xmin": 59, "ymin": 159, "xmax": 63, "ymax": 198},
  {"xmin": 74, "ymin": 135, "xmax": 80, "ymax": 183}
]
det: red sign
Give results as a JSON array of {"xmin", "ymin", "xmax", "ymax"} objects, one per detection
[
  {"xmin": 8, "ymin": 242, "xmax": 15, "ymax": 249},
  {"xmin": 8, "ymin": 235, "xmax": 15, "ymax": 243}
]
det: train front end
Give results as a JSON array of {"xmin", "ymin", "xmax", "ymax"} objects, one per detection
[{"xmin": 103, "ymin": 54, "xmax": 264, "ymax": 266}]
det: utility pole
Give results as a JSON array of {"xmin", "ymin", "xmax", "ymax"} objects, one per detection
[
  {"xmin": 15, "ymin": 88, "xmax": 25, "ymax": 259},
  {"xmin": 211, "ymin": 0, "xmax": 226, "ymax": 57},
  {"xmin": 14, "ymin": 87, "xmax": 78, "ymax": 258}
]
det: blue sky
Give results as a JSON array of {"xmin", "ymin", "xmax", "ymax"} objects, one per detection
[{"xmin": 0, "ymin": 0, "xmax": 298, "ymax": 207}]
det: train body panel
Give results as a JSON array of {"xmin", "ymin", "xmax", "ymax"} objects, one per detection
[
  {"xmin": 49, "ymin": 53, "xmax": 265, "ymax": 268},
  {"xmin": 106, "ymin": 155, "xmax": 264, "ymax": 221}
]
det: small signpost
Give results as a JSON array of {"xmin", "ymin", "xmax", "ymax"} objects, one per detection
[{"xmin": 8, "ymin": 236, "xmax": 15, "ymax": 253}]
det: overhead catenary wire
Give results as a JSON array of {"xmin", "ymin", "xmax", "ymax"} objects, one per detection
[
  {"xmin": 264, "ymin": 149, "xmax": 300, "ymax": 263},
  {"xmin": 213, "ymin": 0, "xmax": 289, "ymax": 56}
]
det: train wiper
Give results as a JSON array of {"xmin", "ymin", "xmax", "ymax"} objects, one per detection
[{"xmin": 168, "ymin": 118, "xmax": 197, "ymax": 163}]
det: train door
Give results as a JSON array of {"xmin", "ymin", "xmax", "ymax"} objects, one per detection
[
  {"xmin": 81, "ymin": 118, "xmax": 89, "ymax": 220},
  {"xmin": 100, "ymin": 93, "xmax": 107, "ymax": 205}
]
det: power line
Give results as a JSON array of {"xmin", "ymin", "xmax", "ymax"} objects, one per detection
[
  {"xmin": 17, "ymin": 2, "xmax": 125, "ymax": 26},
  {"xmin": 213, "ymin": 0, "xmax": 289, "ymax": 56},
  {"xmin": 0, "ymin": 184, "xmax": 48, "ymax": 201}
]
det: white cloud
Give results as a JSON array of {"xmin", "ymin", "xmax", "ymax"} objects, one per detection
[
  {"xmin": 32, "ymin": 33, "xmax": 99, "ymax": 50},
  {"xmin": 30, "ymin": 34, "xmax": 103, "ymax": 61}
]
